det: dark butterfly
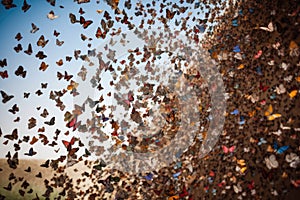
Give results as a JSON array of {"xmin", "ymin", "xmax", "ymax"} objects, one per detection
[
  {"xmin": 4, "ymin": 128, "xmax": 18, "ymax": 140},
  {"xmin": 45, "ymin": 117, "xmax": 55, "ymax": 126},
  {"xmin": 41, "ymin": 83, "xmax": 48, "ymax": 89},
  {"xmin": 22, "ymin": 0, "xmax": 31, "ymax": 12},
  {"xmin": 74, "ymin": 49, "xmax": 81, "ymax": 59},
  {"xmin": 0, "ymin": 58, "xmax": 7, "ymax": 67},
  {"xmin": 0, "ymin": 70, "xmax": 8, "ymax": 79},
  {"xmin": 15, "ymin": 32, "xmax": 22, "ymax": 41},
  {"xmin": 28, "ymin": 117, "xmax": 36, "ymax": 129},
  {"xmin": 166, "ymin": 9, "xmax": 176, "ymax": 19},
  {"xmin": 57, "ymin": 71, "xmax": 63, "ymax": 80},
  {"xmin": 14, "ymin": 44, "xmax": 23, "ymax": 53},
  {"xmin": 104, "ymin": 11, "xmax": 111, "ymax": 20},
  {"xmin": 88, "ymin": 49, "xmax": 96, "ymax": 57},
  {"xmin": 37, "ymin": 35, "xmax": 49, "ymax": 48},
  {"xmin": 1, "ymin": 90, "xmax": 14, "ymax": 103},
  {"xmin": 15, "ymin": 66, "xmax": 27, "ymax": 78},
  {"xmin": 39, "ymin": 61, "xmax": 49, "ymax": 71},
  {"xmin": 24, "ymin": 43, "xmax": 33, "ymax": 55},
  {"xmin": 53, "ymin": 30, "xmax": 60, "ymax": 37},
  {"xmin": 24, "ymin": 147, "xmax": 37, "ymax": 156},
  {"xmin": 56, "ymin": 39, "xmax": 64, "ymax": 46},
  {"xmin": 24, "ymin": 167, "xmax": 31, "ymax": 172},
  {"xmin": 30, "ymin": 23, "xmax": 39, "ymax": 33},
  {"xmin": 1, "ymin": 0, "xmax": 16, "ymax": 9},
  {"xmin": 19, "ymin": 189, "xmax": 25, "ymax": 196},
  {"xmin": 35, "ymin": 89, "xmax": 43, "ymax": 96},
  {"xmin": 56, "ymin": 59, "xmax": 63, "ymax": 66},
  {"xmin": 64, "ymin": 71, "xmax": 73, "ymax": 81},
  {"xmin": 47, "ymin": 0, "xmax": 55, "ymax": 6},
  {"xmin": 40, "ymin": 108, "xmax": 49, "ymax": 118},
  {"xmin": 23, "ymin": 92, "xmax": 30, "ymax": 98},
  {"xmin": 40, "ymin": 159, "xmax": 50, "ymax": 168},
  {"xmin": 8, "ymin": 104, "xmax": 19, "ymax": 114},
  {"xmin": 35, "ymin": 51, "xmax": 47, "ymax": 59},
  {"xmin": 3, "ymin": 182, "xmax": 12, "ymax": 191},
  {"xmin": 79, "ymin": 7, "xmax": 85, "ymax": 14},
  {"xmin": 65, "ymin": 56, "xmax": 72, "ymax": 62},
  {"xmin": 95, "ymin": 27, "xmax": 106, "ymax": 39},
  {"xmin": 80, "ymin": 16, "xmax": 93, "ymax": 29},
  {"xmin": 69, "ymin": 13, "xmax": 79, "ymax": 24}
]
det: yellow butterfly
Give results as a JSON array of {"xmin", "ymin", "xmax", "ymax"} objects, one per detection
[
  {"xmin": 237, "ymin": 159, "xmax": 246, "ymax": 166},
  {"xmin": 237, "ymin": 64, "xmax": 244, "ymax": 69},
  {"xmin": 264, "ymin": 105, "xmax": 281, "ymax": 120},
  {"xmin": 289, "ymin": 90, "xmax": 297, "ymax": 99}
]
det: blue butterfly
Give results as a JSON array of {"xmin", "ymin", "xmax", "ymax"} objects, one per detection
[
  {"xmin": 173, "ymin": 171, "xmax": 181, "ymax": 179},
  {"xmin": 233, "ymin": 45, "xmax": 241, "ymax": 53},
  {"xmin": 258, "ymin": 138, "xmax": 267, "ymax": 146},
  {"xmin": 145, "ymin": 173, "xmax": 153, "ymax": 181},
  {"xmin": 196, "ymin": 24, "xmax": 206, "ymax": 33},
  {"xmin": 273, "ymin": 141, "xmax": 289, "ymax": 154},
  {"xmin": 232, "ymin": 19, "xmax": 238, "ymax": 27},
  {"xmin": 231, "ymin": 109, "xmax": 239, "ymax": 115},
  {"xmin": 256, "ymin": 66, "xmax": 263, "ymax": 75},
  {"xmin": 239, "ymin": 115, "xmax": 245, "ymax": 125}
]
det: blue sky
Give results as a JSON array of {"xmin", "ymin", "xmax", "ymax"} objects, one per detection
[{"xmin": 0, "ymin": 0, "xmax": 222, "ymax": 160}]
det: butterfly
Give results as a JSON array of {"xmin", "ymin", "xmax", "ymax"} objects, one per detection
[
  {"xmin": 66, "ymin": 56, "xmax": 72, "ymax": 62},
  {"xmin": 79, "ymin": 7, "xmax": 85, "ymax": 14},
  {"xmin": 3, "ymin": 183, "xmax": 12, "ymax": 191},
  {"xmin": 8, "ymin": 104, "xmax": 19, "ymax": 114},
  {"xmin": 56, "ymin": 39, "xmax": 64, "ymax": 46},
  {"xmin": 39, "ymin": 61, "xmax": 49, "ymax": 71},
  {"xmin": 80, "ymin": 16, "xmax": 93, "ymax": 29},
  {"xmin": 69, "ymin": 13, "xmax": 79, "ymax": 24},
  {"xmin": 4, "ymin": 128, "xmax": 18, "ymax": 140},
  {"xmin": 37, "ymin": 35, "xmax": 49, "ymax": 47},
  {"xmin": 15, "ymin": 32, "xmax": 22, "ymax": 41},
  {"xmin": 30, "ymin": 136, "xmax": 38, "ymax": 145},
  {"xmin": 28, "ymin": 117, "xmax": 36, "ymax": 129},
  {"xmin": 77, "ymin": 66, "xmax": 87, "ymax": 81},
  {"xmin": 232, "ymin": 18, "xmax": 238, "ymax": 26},
  {"xmin": 264, "ymin": 104, "xmax": 281, "ymax": 121},
  {"xmin": 66, "ymin": 115, "xmax": 79, "ymax": 131},
  {"xmin": 21, "ymin": 0, "xmax": 31, "ymax": 12},
  {"xmin": 273, "ymin": 141, "xmax": 289, "ymax": 154},
  {"xmin": 56, "ymin": 59, "xmax": 63, "ymax": 66},
  {"xmin": 222, "ymin": 145, "xmax": 236, "ymax": 153},
  {"xmin": 1, "ymin": 90, "xmax": 14, "ymax": 103},
  {"xmin": 257, "ymin": 137, "xmax": 267, "ymax": 146},
  {"xmin": 40, "ymin": 159, "xmax": 50, "ymax": 168},
  {"xmin": 30, "ymin": 23, "xmax": 39, "ymax": 33},
  {"xmin": 14, "ymin": 66, "xmax": 27, "ymax": 78},
  {"xmin": 47, "ymin": 10, "xmax": 58, "ymax": 20},
  {"xmin": 24, "ymin": 43, "xmax": 33, "ymax": 55},
  {"xmin": 0, "ymin": 70, "xmax": 8, "ymax": 79},
  {"xmin": 44, "ymin": 117, "xmax": 55, "ymax": 126},
  {"xmin": 40, "ymin": 108, "xmax": 49, "ymax": 118},
  {"xmin": 41, "ymin": 83, "xmax": 48, "ymax": 89},
  {"xmin": 14, "ymin": 44, "xmax": 23, "ymax": 53},
  {"xmin": 53, "ymin": 30, "xmax": 60, "ymax": 37},
  {"xmin": 35, "ymin": 51, "xmax": 47, "ymax": 59},
  {"xmin": 0, "ymin": 58, "xmax": 7, "ymax": 67},
  {"xmin": 35, "ymin": 89, "xmax": 43, "ymax": 96},
  {"xmin": 95, "ymin": 27, "xmax": 106, "ymax": 39},
  {"xmin": 258, "ymin": 22, "xmax": 274, "ymax": 32},
  {"xmin": 62, "ymin": 136, "xmax": 76, "ymax": 151},
  {"xmin": 24, "ymin": 147, "xmax": 37, "ymax": 156}
]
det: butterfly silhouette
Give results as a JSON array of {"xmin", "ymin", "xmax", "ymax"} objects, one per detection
[
  {"xmin": 14, "ymin": 44, "xmax": 23, "ymax": 53},
  {"xmin": 37, "ymin": 35, "xmax": 49, "ymax": 47},
  {"xmin": 30, "ymin": 23, "xmax": 39, "ymax": 33},
  {"xmin": 166, "ymin": 9, "xmax": 175, "ymax": 19},
  {"xmin": 80, "ymin": 16, "xmax": 93, "ymax": 29},
  {"xmin": 39, "ymin": 61, "xmax": 49, "ymax": 71},
  {"xmin": 15, "ymin": 66, "xmax": 27, "ymax": 78},
  {"xmin": 0, "ymin": 70, "xmax": 8, "ymax": 79},
  {"xmin": 22, "ymin": 0, "xmax": 31, "ymax": 13},
  {"xmin": 53, "ymin": 30, "xmax": 60, "ymax": 37},
  {"xmin": 56, "ymin": 39, "xmax": 64, "ymax": 46},
  {"xmin": 2, "ymin": 0, "xmax": 16, "ymax": 9},
  {"xmin": 79, "ymin": 7, "xmax": 85, "ymax": 14},
  {"xmin": 15, "ymin": 32, "xmax": 22, "ymax": 41},
  {"xmin": 4, "ymin": 128, "xmax": 18, "ymax": 140},
  {"xmin": 41, "ymin": 83, "xmax": 48, "ymax": 89},
  {"xmin": 35, "ymin": 51, "xmax": 47, "ymax": 59},
  {"xmin": 0, "ymin": 58, "xmax": 7, "ymax": 67},
  {"xmin": 24, "ymin": 43, "xmax": 33, "ymax": 55},
  {"xmin": 8, "ymin": 104, "xmax": 19, "ymax": 114},
  {"xmin": 69, "ymin": 13, "xmax": 79, "ymax": 24},
  {"xmin": 1, "ymin": 90, "xmax": 14, "ymax": 103},
  {"xmin": 47, "ymin": 0, "xmax": 55, "ymax": 6},
  {"xmin": 24, "ymin": 147, "xmax": 37, "ymax": 156},
  {"xmin": 40, "ymin": 108, "xmax": 49, "ymax": 118},
  {"xmin": 44, "ymin": 117, "xmax": 55, "ymax": 126}
]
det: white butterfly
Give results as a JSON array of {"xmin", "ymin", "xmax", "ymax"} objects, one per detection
[
  {"xmin": 259, "ymin": 22, "xmax": 274, "ymax": 32},
  {"xmin": 47, "ymin": 10, "xmax": 59, "ymax": 20}
]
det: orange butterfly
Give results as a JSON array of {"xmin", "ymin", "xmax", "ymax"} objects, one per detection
[
  {"xmin": 62, "ymin": 137, "xmax": 76, "ymax": 151},
  {"xmin": 80, "ymin": 16, "xmax": 93, "ymax": 29}
]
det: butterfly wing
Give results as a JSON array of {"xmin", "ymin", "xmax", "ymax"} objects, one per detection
[
  {"xmin": 229, "ymin": 146, "xmax": 236, "ymax": 152},
  {"xmin": 222, "ymin": 145, "xmax": 229, "ymax": 154},
  {"xmin": 276, "ymin": 146, "xmax": 289, "ymax": 154}
]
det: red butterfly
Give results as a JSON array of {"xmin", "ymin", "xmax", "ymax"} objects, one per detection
[
  {"xmin": 179, "ymin": 185, "xmax": 189, "ymax": 198},
  {"xmin": 222, "ymin": 145, "xmax": 235, "ymax": 154},
  {"xmin": 80, "ymin": 16, "xmax": 93, "ymax": 29},
  {"xmin": 62, "ymin": 136, "xmax": 76, "ymax": 151},
  {"xmin": 66, "ymin": 116, "xmax": 79, "ymax": 131},
  {"xmin": 0, "ymin": 70, "xmax": 8, "ymax": 79},
  {"xmin": 95, "ymin": 27, "xmax": 106, "ymax": 39}
]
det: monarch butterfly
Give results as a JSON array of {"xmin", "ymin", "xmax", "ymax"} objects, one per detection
[
  {"xmin": 95, "ymin": 27, "xmax": 106, "ymax": 39},
  {"xmin": 80, "ymin": 16, "xmax": 93, "ymax": 29},
  {"xmin": 166, "ymin": 9, "xmax": 175, "ymax": 19},
  {"xmin": 62, "ymin": 136, "xmax": 76, "ymax": 151}
]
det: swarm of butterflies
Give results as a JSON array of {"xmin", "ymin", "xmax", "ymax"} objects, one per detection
[{"xmin": 1, "ymin": 0, "xmax": 300, "ymax": 199}]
